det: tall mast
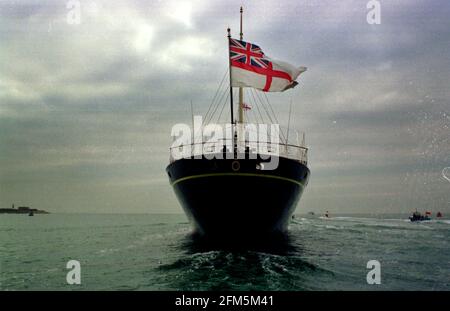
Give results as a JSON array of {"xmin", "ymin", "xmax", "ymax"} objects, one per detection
[
  {"xmin": 238, "ymin": 6, "xmax": 244, "ymax": 124},
  {"xmin": 227, "ymin": 28, "xmax": 234, "ymax": 125},
  {"xmin": 190, "ymin": 100, "xmax": 194, "ymax": 143}
]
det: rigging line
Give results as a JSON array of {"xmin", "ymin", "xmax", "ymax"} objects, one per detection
[
  {"xmin": 244, "ymin": 96, "xmax": 252, "ymax": 125},
  {"xmin": 214, "ymin": 85, "xmax": 231, "ymax": 123},
  {"xmin": 243, "ymin": 89, "xmax": 252, "ymax": 124},
  {"xmin": 205, "ymin": 74, "xmax": 228, "ymax": 125},
  {"xmin": 255, "ymin": 89, "xmax": 286, "ymax": 144},
  {"xmin": 254, "ymin": 90, "xmax": 271, "ymax": 123},
  {"xmin": 201, "ymin": 88, "xmax": 229, "ymax": 150},
  {"xmin": 264, "ymin": 91, "xmax": 288, "ymax": 143},
  {"xmin": 244, "ymin": 108, "xmax": 250, "ymax": 124},
  {"xmin": 244, "ymin": 94, "xmax": 255, "ymax": 125},
  {"xmin": 213, "ymin": 87, "xmax": 229, "ymax": 125},
  {"xmin": 254, "ymin": 89, "xmax": 271, "ymax": 124},
  {"xmin": 211, "ymin": 92, "xmax": 229, "ymax": 140},
  {"xmin": 216, "ymin": 91, "xmax": 229, "ymax": 125},
  {"xmin": 206, "ymin": 68, "xmax": 228, "ymax": 115},
  {"xmin": 205, "ymin": 83, "xmax": 228, "ymax": 125},
  {"xmin": 248, "ymin": 105, "xmax": 257, "ymax": 125},
  {"xmin": 252, "ymin": 89, "xmax": 264, "ymax": 125},
  {"xmin": 262, "ymin": 90, "xmax": 287, "ymax": 143},
  {"xmin": 204, "ymin": 68, "xmax": 228, "ymax": 122},
  {"xmin": 242, "ymin": 92, "xmax": 253, "ymax": 125},
  {"xmin": 249, "ymin": 88, "xmax": 260, "ymax": 122},
  {"xmin": 255, "ymin": 89, "xmax": 275, "ymax": 124},
  {"xmin": 263, "ymin": 91, "xmax": 282, "ymax": 126},
  {"xmin": 205, "ymin": 85, "xmax": 223, "ymax": 125},
  {"xmin": 249, "ymin": 88, "xmax": 264, "ymax": 125},
  {"xmin": 204, "ymin": 90, "xmax": 221, "ymax": 126},
  {"xmin": 259, "ymin": 90, "xmax": 278, "ymax": 126}
]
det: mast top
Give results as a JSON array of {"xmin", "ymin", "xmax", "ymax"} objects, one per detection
[{"xmin": 239, "ymin": 7, "xmax": 243, "ymax": 39}]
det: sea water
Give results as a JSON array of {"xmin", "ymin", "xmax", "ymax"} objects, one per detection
[{"xmin": 1, "ymin": 213, "xmax": 449, "ymax": 290}]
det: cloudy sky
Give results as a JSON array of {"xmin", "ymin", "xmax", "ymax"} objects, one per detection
[{"xmin": 1, "ymin": 0, "xmax": 449, "ymax": 214}]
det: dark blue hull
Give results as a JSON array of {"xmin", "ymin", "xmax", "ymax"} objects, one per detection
[{"xmin": 166, "ymin": 154, "xmax": 309, "ymax": 239}]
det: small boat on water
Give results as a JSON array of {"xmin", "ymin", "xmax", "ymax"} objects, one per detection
[{"xmin": 409, "ymin": 211, "xmax": 430, "ymax": 222}]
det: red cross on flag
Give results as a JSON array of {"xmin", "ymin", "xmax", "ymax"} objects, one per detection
[{"xmin": 229, "ymin": 38, "xmax": 306, "ymax": 92}]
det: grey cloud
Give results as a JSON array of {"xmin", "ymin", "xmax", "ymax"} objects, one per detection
[{"xmin": 1, "ymin": 0, "xmax": 449, "ymax": 214}]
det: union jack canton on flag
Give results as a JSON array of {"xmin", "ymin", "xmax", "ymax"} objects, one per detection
[{"xmin": 229, "ymin": 38, "xmax": 306, "ymax": 92}]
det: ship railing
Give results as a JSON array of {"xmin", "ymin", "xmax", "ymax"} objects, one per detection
[{"xmin": 169, "ymin": 138, "xmax": 308, "ymax": 165}]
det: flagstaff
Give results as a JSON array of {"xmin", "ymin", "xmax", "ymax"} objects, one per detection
[
  {"xmin": 238, "ymin": 6, "xmax": 244, "ymax": 124},
  {"xmin": 227, "ymin": 27, "xmax": 234, "ymax": 125}
]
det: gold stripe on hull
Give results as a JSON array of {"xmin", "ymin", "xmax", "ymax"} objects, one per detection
[{"xmin": 171, "ymin": 172, "xmax": 305, "ymax": 187}]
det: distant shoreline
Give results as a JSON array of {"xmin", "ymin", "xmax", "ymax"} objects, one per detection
[{"xmin": 0, "ymin": 207, "xmax": 49, "ymax": 214}]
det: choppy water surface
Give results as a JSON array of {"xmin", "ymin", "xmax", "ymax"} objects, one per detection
[{"xmin": 1, "ymin": 213, "xmax": 449, "ymax": 290}]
